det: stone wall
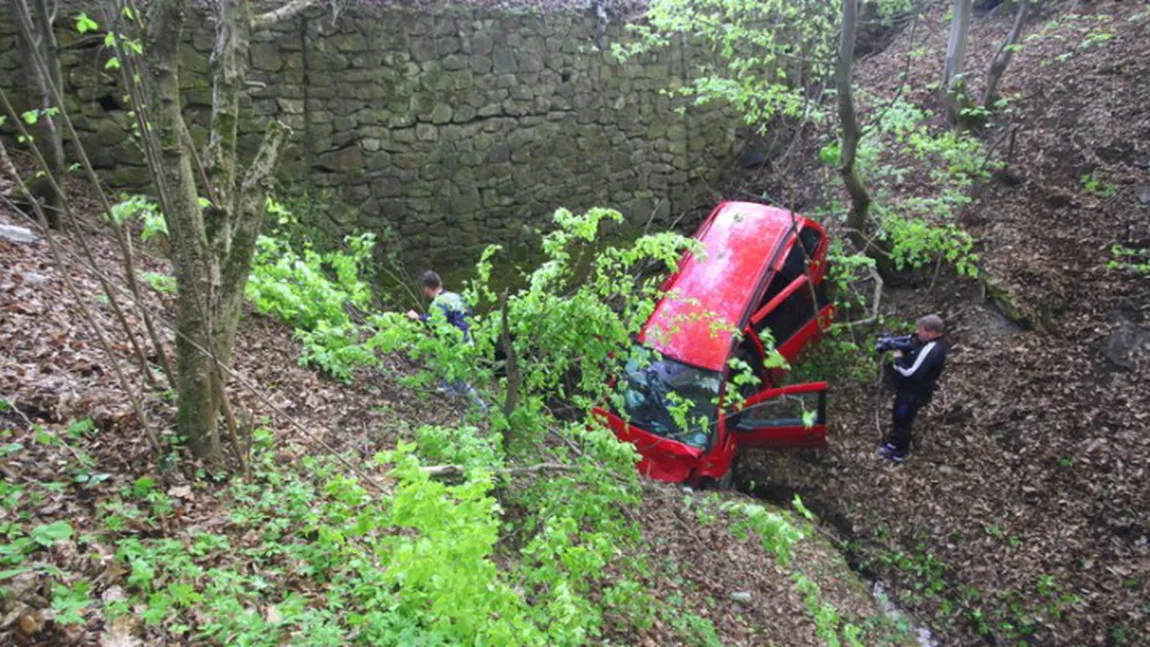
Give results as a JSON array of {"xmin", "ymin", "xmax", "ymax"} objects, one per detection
[{"xmin": 0, "ymin": 5, "xmax": 737, "ymax": 259}]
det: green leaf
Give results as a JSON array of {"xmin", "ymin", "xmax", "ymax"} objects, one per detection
[
  {"xmin": 21, "ymin": 110, "xmax": 39, "ymax": 125},
  {"xmin": 104, "ymin": 32, "xmax": 116, "ymax": 48},
  {"xmin": 802, "ymin": 410, "xmax": 816, "ymax": 428},
  {"xmin": 75, "ymin": 13, "xmax": 99, "ymax": 34},
  {"xmin": 30, "ymin": 521, "xmax": 73, "ymax": 547},
  {"xmin": 0, "ymin": 566, "xmax": 33, "ymax": 580},
  {"xmin": 105, "ymin": 57, "xmax": 122, "ymax": 71}
]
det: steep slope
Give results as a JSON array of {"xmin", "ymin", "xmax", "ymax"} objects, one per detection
[{"xmin": 740, "ymin": 3, "xmax": 1150, "ymax": 645}]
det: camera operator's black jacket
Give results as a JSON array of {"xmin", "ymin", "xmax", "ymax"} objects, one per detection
[{"xmin": 887, "ymin": 335, "xmax": 947, "ymax": 400}]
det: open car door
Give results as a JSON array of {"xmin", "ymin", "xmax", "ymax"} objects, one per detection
[{"xmin": 727, "ymin": 382, "xmax": 827, "ymax": 448}]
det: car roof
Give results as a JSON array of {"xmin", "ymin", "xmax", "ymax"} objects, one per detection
[{"xmin": 639, "ymin": 201, "xmax": 799, "ymax": 372}]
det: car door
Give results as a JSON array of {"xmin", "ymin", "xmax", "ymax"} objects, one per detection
[{"xmin": 725, "ymin": 382, "xmax": 828, "ymax": 448}]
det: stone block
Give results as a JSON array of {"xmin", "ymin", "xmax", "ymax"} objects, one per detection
[
  {"xmin": 470, "ymin": 33, "xmax": 495, "ymax": 56},
  {"xmin": 470, "ymin": 55, "xmax": 493, "ymax": 74},
  {"xmin": 493, "ymin": 49, "xmax": 517, "ymax": 74},
  {"xmin": 102, "ymin": 165, "xmax": 149, "ymax": 189},
  {"xmin": 316, "ymin": 146, "xmax": 364, "ymax": 172},
  {"xmin": 416, "ymin": 123, "xmax": 438, "ymax": 142},
  {"xmin": 430, "ymin": 104, "xmax": 453, "ymax": 125},
  {"xmin": 250, "ymin": 42, "xmax": 282, "ymax": 72}
]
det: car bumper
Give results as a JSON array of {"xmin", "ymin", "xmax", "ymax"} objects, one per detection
[{"xmin": 592, "ymin": 408, "xmax": 703, "ymax": 483}]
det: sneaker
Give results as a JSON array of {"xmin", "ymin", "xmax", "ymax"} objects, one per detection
[
  {"xmin": 884, "ymin": 451, "xmax": 907, "ymax": 465},
  {"xmin": 877, "ymin": 443, "xmax": 897, "ymax": 457}
]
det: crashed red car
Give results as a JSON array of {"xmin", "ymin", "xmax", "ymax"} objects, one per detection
[{"xmin": 595, "ymin": 201, "xmax": 834, "ymax": 486}]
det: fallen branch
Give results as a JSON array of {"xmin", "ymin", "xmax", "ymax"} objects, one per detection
[
  {"xmin": 422, "ymin": 462, "xmax": 576, "ymax": 479},
  {"xmin": 832, "ymin": 265, "xmax": 884, "ymax": 329}
]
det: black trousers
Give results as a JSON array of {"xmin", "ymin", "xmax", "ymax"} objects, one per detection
[{"xmin": 887, "ymin": 393, "xmax": 923, "ymax": 455}]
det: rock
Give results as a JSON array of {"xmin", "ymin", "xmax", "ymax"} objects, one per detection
[
  {"xmin": 0, "ymin": 225, "xmax": 38, "ymax": 244},
  {"xmin": 22, "ymin": 271, "xmax": 48, "ymax": 287},
  {"xmin": 729, "ymin": 591, "xmax": 752, "ymax": 603},
  {"xmin": 316, "ymin": 146, "xmax": 364, "ymax": 173},
  {"xmin": 416, "ymin": 123, "xmax": 437, "ymax": 142},
  {"xmin": 1103, "ymin": 310, "xmax": 1148, "ymax": 370},
  {"xmin": 429, "ymin": 104, "xmax": 453, "ymax": 125},
  {"xmin": 250, "ymin": 43, "xmax": 282, "ymax": 72},
  {"xmin": 493, "ymin": 49, "xmax": 518, "ymax": 74},
  {"xmin": 1135, "ymin": 184, "xmax": 1150, "ymax": 205}
]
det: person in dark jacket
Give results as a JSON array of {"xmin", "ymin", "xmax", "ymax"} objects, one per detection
[
  {"xmin": 406, "ymin": 270, "xmax": 486, "ymax": 409},
  {"xmin": 406, "ymin": 270, "xmax": 472, "ymax": 341},
  {"xmin": 878, "ymin": 314, "xmax": 948, "ymax": 463}
]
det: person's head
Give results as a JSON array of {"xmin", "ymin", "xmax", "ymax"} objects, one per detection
[
  {"xmin": 419, "ymin": 270, "xmax": 443, "ymax": 299},
  {"xmin": 916, "ymin": 314, "xmax": 945, "ymax": 340}
]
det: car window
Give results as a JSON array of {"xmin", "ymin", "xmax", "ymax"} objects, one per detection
[
  {"xmin": 780, "ymin": 242, "xmax": 806, "ymax": 282},
  {"xmin": 733, "ymin": 391, "xmax": 825, "ymax": 429},
  {"xmin": 799, "ymin": 226, "xmax": 822, "ymax": 260},
  {"xmin": 757, "ymin": 281, "xmax": 815, "ymax": 344},
  {"xmin": 620, "ymin": 347, "xmax": 722, "ymax": 449}
]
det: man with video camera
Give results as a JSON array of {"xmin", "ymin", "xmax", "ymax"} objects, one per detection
[{"xmin": 875, "ymin": 314, "xmax": 948, "ymax": 463}]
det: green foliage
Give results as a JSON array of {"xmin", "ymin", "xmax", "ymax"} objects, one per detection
[
  {"xmin": 108, "ymin": 194, "xmax": 169, "ymax": 244},
  {"xmin": 75, "ymin": 13, "xmax": 99, "ymax": 34},
  {"xmin": 1107, "ymin": 245, "xmax": 1150, "ymax": 275},
  {"xmin": 1080, "ymin": 172, "xmax": 1116, "ymax": 197},
  {"xmin": 615, "ymin": 0, "xmax": 840, "ymax": 128},
  {"xmin": 723, "ymin": 500, "xmax": 803, "ymax": 566},
  {"xmin": 142, "ymin": 272, "xmax": 177, "ymax": 294},
  {"xmin": 246, "ymin": 202, "xmax": 378, "ymax": 381}
]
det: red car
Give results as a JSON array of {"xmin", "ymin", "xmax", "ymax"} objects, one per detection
[{"xmin": 595, "ymin": 201, "xmax": 834, "ymax": 486}]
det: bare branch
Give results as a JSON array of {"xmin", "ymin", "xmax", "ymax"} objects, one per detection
[{"xmin": 251, "ymin": 0, "xmax": 318, "ymax": 30}]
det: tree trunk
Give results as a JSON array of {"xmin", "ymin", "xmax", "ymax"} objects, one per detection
[
  {"xmin": 140, "ymin": 0, "xmax": 293, "ymax": 463},
  {"xmin": 983, "ymin": 0, "xmax": 1029, "ymax": 109},
  {"xmin": 837, "ymin": 0, "xmax": 871, "ymax": 255},
  {"xmin": 941, "ymin": 0, "xmax": 973, "ymax": 123}
]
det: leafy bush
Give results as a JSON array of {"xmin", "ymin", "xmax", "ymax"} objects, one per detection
[{"xmin": 245, "ymin": 205, "xmax": 378, "ymax": 381}]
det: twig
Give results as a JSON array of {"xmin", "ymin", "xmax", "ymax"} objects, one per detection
[
  {"xmin": 0, "ymin": 88, "xmax": 161, "ymax": 387},
  {"xmin": 831, "ymin": 266, "xmax": 884, "ymax": 329},
  {"xmin": 10, "ymin": 8, "xmax": 174, "ymax": 385},
  {"xmin": 0, "ymin": 150, "xmax": 162, "ymax": 454}
]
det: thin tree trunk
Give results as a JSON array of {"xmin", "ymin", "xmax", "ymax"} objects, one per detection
[
  {"xmin": 10, "ymin": 0, "xmax": 66, "ymax": 224},
  {"xmin": 983, "ymin": 0, "xmax": 1029, "ymax": 109},
  {"xmin": 837, "ymin": 0, "xmax": 871, "ymax": 255},
  {"xmin": 941, "ymin": 0, "xmax": 973, "ymax": 122}
]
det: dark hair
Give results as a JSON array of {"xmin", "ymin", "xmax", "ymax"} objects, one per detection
[{"xmin": 419, "ymin": 270, "xmax": 442, "ymax": 290}]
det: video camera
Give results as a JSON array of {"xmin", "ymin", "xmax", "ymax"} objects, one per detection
[{"xmin": 875, "ymin": 333, "xmax": 917, "ymax": 354}]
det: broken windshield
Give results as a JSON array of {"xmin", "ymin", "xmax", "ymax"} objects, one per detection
[{"xmin": 620, "ymin": 347, "xmax": 722, "ymax": 450}]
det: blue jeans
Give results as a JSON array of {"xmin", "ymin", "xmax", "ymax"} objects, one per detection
[{"xmin": 441, "ymin": 379, "xmax": 488, "ymax": 411}]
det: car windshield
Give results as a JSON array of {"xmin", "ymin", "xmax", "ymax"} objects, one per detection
[{"xmin": 620, "ymin": 347, "xmax": 722, "ymax": 450}]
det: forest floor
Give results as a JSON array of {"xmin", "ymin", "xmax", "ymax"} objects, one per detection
[{"xmin": 737, "ymin": 3, "xmax": 1150, "ymax": 646}]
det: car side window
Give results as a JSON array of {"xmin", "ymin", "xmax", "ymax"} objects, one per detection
[
  {"xmin": 799, "ymin": 226, "xmax": 822, "ymax": 260},
  {"xmin": 780, "ymin": 242, "xmax": 806, "ymax": 282},
  {"xmin": 757, "ymin": 281, "xmax": 815, "ymax": 344},
  {"xmin": 733, "ymin": 391, "xmax": 825, "ymax": 429},
  {"xmin": 752, "ymin": 241, "xmax": 806, "ymax": 318}
]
